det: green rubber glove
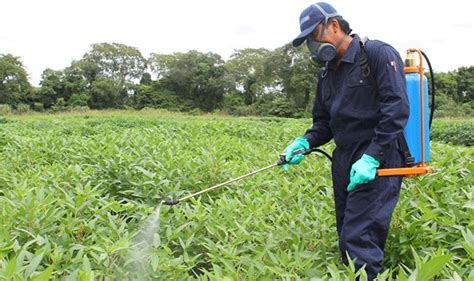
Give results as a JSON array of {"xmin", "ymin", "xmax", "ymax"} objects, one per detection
[
  {"xmin": 347, "ymin": 154, "xmax": 380, "ymax": 192},
  {"xmin": 282, "ymin": 137, "xmax": 310, "ymax": 171}
]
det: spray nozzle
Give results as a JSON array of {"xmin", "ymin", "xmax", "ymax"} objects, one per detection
[
  {"xmin": 163, "ymin": 198, "xmax": 180, "ymax": 206},
  {"xmin": 278, "ymin": 148, "xmax": 313, "ymax": 165}
]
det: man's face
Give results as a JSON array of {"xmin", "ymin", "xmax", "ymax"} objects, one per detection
[
  {"xmin": 306, "ymin": 23, "xmax": 327, "ymax": 59},
  {"xmin": 305, "ymin": 20, "xmax": 338, "ymax": 64},
  {"xmin": 307, "ymin": 23, "xmax": 327, "ymax": 43}
]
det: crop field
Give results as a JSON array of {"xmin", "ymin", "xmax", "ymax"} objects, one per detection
[{"xmin": 0, "ymin": 110, "xmax": 472, "ymax": 280}]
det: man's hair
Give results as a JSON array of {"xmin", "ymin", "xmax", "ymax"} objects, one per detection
[{"xmin": 329, "ymin": 16, "xmax": 352, "ymax": 35}]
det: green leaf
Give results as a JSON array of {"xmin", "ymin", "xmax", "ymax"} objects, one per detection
[
  {"xmin": 5, "ymin": 254, "xmax": 17, "ymax": 279},
  {"xmin": 153, "ymin": 233, "xmax": 161, "ymax": 248},
  {"xmin": 151, "ymin": 254, "xmax": 160, "ymax": 272},
  {"xmin": 461, "ymin": 229, "xmax": 474, "ymax": 257},
  {"xmin": 25, "ymin": 251, "xmax": 45, "ymax": 276},
  {"xmin": 31, "ymin": 263, "xmax": 55, "ymax": 281},
  {"xmin": 462, "ymin": 229, "xmax": 474, "ymax": 247},
  {"xmin": 463, "ymin": 200, "xmax": 474, "ymax": 209},
  {"xmin": 82, "ymin": 255, "xmax": 91, "ymax": 273},
  {"xmin": 416, "ymin": 254, "xmax": 453, "ymax": 281},
  {"xmin": 397, "ymin": 267, "xmax": 407, "ymax": 281},
  {"xmin": 135, "ymin": 166, "xmax": 156, "ymax": 178}
]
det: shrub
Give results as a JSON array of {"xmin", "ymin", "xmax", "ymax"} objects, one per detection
[
  {"xmin": 267, "ymin": 97, "xmax": 297, "ymax": 118},
  {"xmin": 69, "ymin": 106, "xmax": 90, "ymax": 113},
  {"xmin": 233, "ymin": 105, "xmax": 257, "ymax": 116},
  {"xmin": 188, "ymin": 108, "xmax": 204, "ymax": 116},
  {"xmin": 68, "ymin": 93, "xmax": 90, "ymax": 107},
  {"xmin": 15, "ymin": 103, "xmax": 30, "ymax": 114},
  {"xmin": 32, "ymin": 102, "xmax": 45, "ymax": 112},
  {"xmin": 0, "ymin": 104, "xmax": 12, "ymax": 115},
  {"xmin": 431, "ymin": 119, "xmax": 473, "ymax": 146}
]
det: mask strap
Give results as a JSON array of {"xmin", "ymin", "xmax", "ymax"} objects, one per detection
[
  {"xmin": 313, "ymin": 4, "xmax": 341, "ymax": 43},
  {"xmin": 313, "ymin": 4, "xmax": 340, "ymax": 25},
  {"xmin": 335, "ymin": 34, "xmax": 349, "ymax": 51},
  {"xmin": 318, "ymin": 24, "xmax": 327, "ymax": 41}
]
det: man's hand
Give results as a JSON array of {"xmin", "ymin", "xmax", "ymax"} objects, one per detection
[
  {"xmin": 347, "ymin": 154, "xmax": 380, "ymax": 191},
  {"xmin": 282, "ymin": 137, "xmax": 310, "ymax": 171}
]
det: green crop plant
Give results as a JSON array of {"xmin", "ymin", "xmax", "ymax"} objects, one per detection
[{"xmin": 0, "ymin": 111, "xmax": 472, "ymax": 280}]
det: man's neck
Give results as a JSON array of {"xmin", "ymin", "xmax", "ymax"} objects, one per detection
[
  {"xmin": 337, "ymin": 35, "xmax": 352, "ymax": 58},
  {"xmin": 335, "ymin": 35, "xmax": 353, "ymax": 67}
]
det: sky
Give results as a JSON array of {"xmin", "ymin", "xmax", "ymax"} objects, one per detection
[{"xmin": 1, "ymin": 0, "xmax": 473, "ymax": 86}]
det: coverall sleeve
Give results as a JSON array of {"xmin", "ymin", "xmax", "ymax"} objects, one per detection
[
  {"xmin": 364, "ymin": 45, "xmax": 410, "ymax": 164},
  {"xmin": 304, "ymin": 79, "xmax": 333, "ymax": 148}
]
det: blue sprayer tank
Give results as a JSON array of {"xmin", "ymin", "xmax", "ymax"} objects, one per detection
[{"xmin": 404, "ymin": 69, "xmax": 430, "ymax": 164}]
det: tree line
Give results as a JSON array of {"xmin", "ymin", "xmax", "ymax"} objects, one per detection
[{"xmin": 0, "ymin": 42, "xmax": 472, "ymax": 117}]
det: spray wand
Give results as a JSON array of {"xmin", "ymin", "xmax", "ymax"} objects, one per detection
[
  {"xmin": 163, "ymin": 148, "xmax": 331, "ymax": 206},
  {"xmin": 163, "ymin": 162, "xmax": 280, "ymax": 206}
]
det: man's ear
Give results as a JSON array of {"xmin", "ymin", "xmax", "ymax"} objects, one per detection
[{"xmin": 330, "ymin": 19, "xmax": 339, "ymax": 33}]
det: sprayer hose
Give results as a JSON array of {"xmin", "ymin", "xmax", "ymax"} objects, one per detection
[{"xmin": 421, "ymin": 50, "xmax": 435, "ymax": 129}]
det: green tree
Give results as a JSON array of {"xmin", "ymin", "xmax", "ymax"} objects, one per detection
[
  {"xmin": 0, "ymin": 54, "xmax": 31, "ymax": 106},
  {"xmin": 89, "ymin": 78, "xmax": 123, "ymax": 109},
  {"xmin": 455, "ymin": 66, "xmax": 473, "ymax": 103},
  {"xmin": 148, "ymin": 53, "xmax": 175, "ymax": 81},
  {"xmin": 152, "ymin": 51, "xmax": 230, "ymax": 112},
  {"xmin": 37, "ymin": 68, "xmax": 64, "ymax": 108},
  {"xmin": 226, "ymin": 48, "xmax": 270, "ymax": 105},
  {"xmin": 80, "ymin": 43, "xmax": 147, "ymax": 108},
  {"xmin": 432, "ymin": 71, "xmax": 457, "ymax": 115},
  {"xmin": 133, "ymin": 84, "xmax": 178, "ymax": 110},
  {"xmin": 264, "ymin": 44, "xmax": 318, "ymax": 114},
  {"xmin": 63, "ymin": 64, "xmax": 88, "ymax": 104},
  {"xmin": 140, "ymin": 72, "xmax": 153, "ymax": 86},
  {"xmin": 83, "ymin": 43, "xmax": 146, "ymax": 86},
  {"xmin": 36, "ymin": 65, "xmax": 89, "ymax": 109},
  {"xmin": 70, "ymin": 59, "xmax": 101, "ymax": 89},
  {"xmin": 68, "ymin": 93, "xmax": 89, "ymax": 107}
]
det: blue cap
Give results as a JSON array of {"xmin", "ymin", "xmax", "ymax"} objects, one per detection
[{"xmin": 292, "ymin": 2, "xmax": 340, "ymax": 47}]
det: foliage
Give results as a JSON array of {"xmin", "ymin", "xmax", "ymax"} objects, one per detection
[
  {"xmin": 454, "ymin": 66, "xmax": 474, "ymax": 103},
  {"xmin": 264, "ymin": 44, "xmax": 318, "ymax": 112},
  {"xmin": 0, "ymin": 54, "xmax": 31, "ymax": 106},
  {"xmin": 233, "ymin": 104, "xmax": 258, "ymax": 117},
  {"xmin": 15, "ymin": 103, "xmax": 30, "ymax": 114},
  {"xmin": 430, "ymin": 67, "xmax": 474, "ymax": 117},
  {"xmin": 431, "ymin": 119, "xmax": 474, "ymax": 146},
  {"xmin": 37, "ymin": 68, "xmax": 64, "ymax": 108},
  {"xmin": 133, "ymin": 85, "xmax": 180, "ymax": 111},
  {"xmin": 220, "ymin": 92, "xmax": 246, "ymax": 116},
  {"xmin": 68, "ymin": 93, "xmax": 90, "ymax": 107},
  {"xmin": 225, "ymin": 48, "xmax": 271, "ymax": 105},
  {"xmin": 150, "ymin": 50, "xmax": 230, "ymax": 112},
  {"xmin": 31, "ymin": 102, "xmax": 45, "ymax": 112},
  {"xmin": 83, "ymin": 42, "xmax": 146, "ymax": 86},
  {"xmin": 89, "ymin": 78, "xmax": 125, "ymax": 109},
  {"xmin": 0, "ymin": 44, "xmax": 473, "ymax": 117},
  {"xmin": 0, "ymin": 111, "xmax": 472, "ymax": 280},
  {"xmin": 0, "ymin": 104, "xmax": 12, "ymax": 115}
]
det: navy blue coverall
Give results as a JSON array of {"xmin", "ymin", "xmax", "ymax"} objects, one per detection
[{"xmin": 303, "ymin": 34, "xmax": 409, "ymax": 279}]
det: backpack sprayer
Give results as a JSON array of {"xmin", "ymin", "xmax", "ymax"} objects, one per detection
[
  {"xmin": 163, "ymin": 49, "xmax": 435, "ymax": 206},
  {"xmin": 377, "ymin": 49, "xmax": 435, "ymax": 177}
]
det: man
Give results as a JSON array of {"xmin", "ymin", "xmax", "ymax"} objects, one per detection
[{"xmin": 282, "ymin": 2, "xmax": 409, "ymax": 279}]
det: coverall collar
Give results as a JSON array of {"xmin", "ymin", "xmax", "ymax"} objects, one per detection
[{"xmin": 327, "ymin": 34, "xmax": 360, "ymax": 70}]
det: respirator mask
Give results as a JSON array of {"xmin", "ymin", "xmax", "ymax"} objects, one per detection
[{"xmin": 306, "ymin": 23, "xmax": 349, "ymax": 65}]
